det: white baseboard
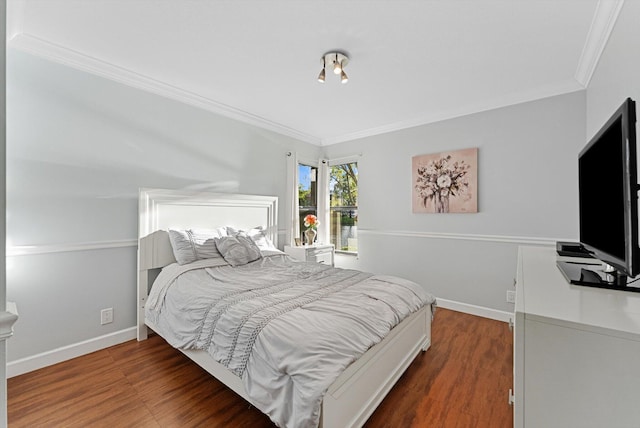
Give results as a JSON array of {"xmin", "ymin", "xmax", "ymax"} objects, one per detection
[
  {"xmin": 436, "ymin": 298, "xmax": 513, "ymax": 323},
  {"xmin": 7, "ymin": 327, "xmax": 137, "ymax": 378}
]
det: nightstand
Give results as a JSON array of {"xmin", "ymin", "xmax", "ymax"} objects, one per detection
[{"xmin": 284, "ymin": 244, "xmax": 335, "ymax": 266}]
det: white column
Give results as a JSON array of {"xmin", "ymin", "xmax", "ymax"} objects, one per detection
[{"xmin": 317, "ymin": 159, "xmax": 330, "ymax": 245}]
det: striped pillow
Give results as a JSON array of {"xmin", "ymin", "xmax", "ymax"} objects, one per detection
[{"xmin": 168, "ymin": 228, "xmax": 227, "ymax": 265}]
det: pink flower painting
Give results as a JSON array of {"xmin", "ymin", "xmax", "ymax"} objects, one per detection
[{"xmin": 412, "ymin": 148, "xmax": 478, "ymax": 213}]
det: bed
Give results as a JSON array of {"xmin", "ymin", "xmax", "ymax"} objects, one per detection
[{"xmin": 136, "ymin": 188, "xmax": 436, "ymax": 428}]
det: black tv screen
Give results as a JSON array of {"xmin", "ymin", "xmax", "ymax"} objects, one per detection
[{"xmin": 579, "ymin": 97, "xmax": 638, "ymax": 277}]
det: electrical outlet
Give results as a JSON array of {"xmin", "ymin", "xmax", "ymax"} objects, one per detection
[
  {"xmin": 506, "ymin": 290, "xmax": 516, "ymax": 304},
  {"xmin": 100, "ymin": 308, "xmax": 114, "ymax": 325}
]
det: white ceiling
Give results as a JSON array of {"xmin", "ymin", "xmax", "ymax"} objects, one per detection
[{"xmin": 7, "ymin": 0, "xmax": 624, "ymax": 146}]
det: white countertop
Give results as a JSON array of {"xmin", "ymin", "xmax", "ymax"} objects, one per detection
[{"xmin": 517, "ymin": 246, "xmax": 640, "ymax": 341}]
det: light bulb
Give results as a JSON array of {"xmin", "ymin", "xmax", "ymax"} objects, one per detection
[
  {"xmin": 341, "ymin": 70, "xmax": 348, "ymax": 84},
  {"xmin": 333, "ymin": 54, "xmax": 342, "ymax": 74}
]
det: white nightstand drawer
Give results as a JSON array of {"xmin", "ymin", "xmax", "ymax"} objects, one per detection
[
  {"xmin": 311, "ymin": 251, "xmax": 333, "ymax": 265},
  {"xmin": 284, "ymin": 244, "xmax": 335, "ymax": 266}
]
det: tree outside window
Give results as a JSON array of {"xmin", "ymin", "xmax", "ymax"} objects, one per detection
[{"xmin": 330, "ymin": 162, "xmax": 358, "ymax": 252}]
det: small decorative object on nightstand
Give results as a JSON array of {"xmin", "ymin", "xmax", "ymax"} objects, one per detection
[
  {"xmin": 304, "ymin": 228, "xmax": 317, "ymax": 245},
  {"xmin": 284, "ymin": 244, "xmax": 334, "ymax": 266},
  {"xmin": 303, "ymin": 214, "xmax": 319, "ymax": 245}
]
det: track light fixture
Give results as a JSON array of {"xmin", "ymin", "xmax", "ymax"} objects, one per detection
[{"xmin": 318, "ymin": 51, "xmax": 349, "ymax": 84}]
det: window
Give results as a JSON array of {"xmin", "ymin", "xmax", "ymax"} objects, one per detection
[
  {"xmin": 329, "ymin": 162, "xmax": 358, "ymax": 253},
  {"xmin": 291, "ymin": 158, "xmax": 358, "ymax": 251},
  {"xmin": 298, "ymin": 163, "xmax": 318, "ymax": 241}
]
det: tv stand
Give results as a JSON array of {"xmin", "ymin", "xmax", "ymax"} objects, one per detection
[
  {"xmin": 513, "ymin": 246, "xmax": 640, "ymax": 427},
  {"xmin": 556, "ymin": 260, "xmax": 640, "ymax": 292}
]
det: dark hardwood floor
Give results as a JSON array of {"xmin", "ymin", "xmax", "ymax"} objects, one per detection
[{"xmin": 8, "ymin": 308, "xmax": 513, "ymax": 427}]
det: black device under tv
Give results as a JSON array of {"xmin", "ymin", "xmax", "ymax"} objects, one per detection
[
  {"xmin": 556, "ymin": 241, "xmax": 594, "ymax": 258},
  {"xmin": 556, "ymin": 97, "xmax": 640, "ymax": 292}
]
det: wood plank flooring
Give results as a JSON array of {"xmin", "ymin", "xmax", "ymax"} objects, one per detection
[{"xmin": 8, "ymin": 308, "xmax": 513, "ymax": 427}]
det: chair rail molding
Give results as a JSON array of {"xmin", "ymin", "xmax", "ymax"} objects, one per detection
[
  {"xmin": 6, "ymin": 239, "xmax": 138, "ymax": 257},
  {"xmin": 6, "ymin": 229, "xmax": 289, "ymax": 257},
  {"xmin": 358, "ymin": 228, "xmax": 562, "ymax": 246}
]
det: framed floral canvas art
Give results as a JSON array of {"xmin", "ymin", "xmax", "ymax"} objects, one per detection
[{"xmin": 412, "ymin": 148, "xmax": 478, "ymax": 213}]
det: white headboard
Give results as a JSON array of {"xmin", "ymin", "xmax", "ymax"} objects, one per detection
[
  {"xmin": 139, "ymin": 188, "xmax": 278, "ymax": 240},
  {"xmin": 136, "ymin": 188, "xmax": 278, "ymax": 340}
]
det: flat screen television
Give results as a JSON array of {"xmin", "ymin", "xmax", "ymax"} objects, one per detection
[{"xmin": 558, "ymin": 97, "xmax": 639, "ymax": 291}]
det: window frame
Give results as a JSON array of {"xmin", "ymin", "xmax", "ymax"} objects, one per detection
[
  {"xmin": 289, "ymin": 154, "xmax": 360, "ymax": 253},
  {"xmin": 328, "ymin": 156, "xmax": 359, "ymax": 255}
]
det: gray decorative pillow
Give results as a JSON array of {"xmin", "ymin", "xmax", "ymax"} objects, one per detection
[
  {"xmin": 215, "ymin": 234, "xmax": 263, "ymax": 267},
  {"xmin": 168, "ymin": 228, "xmax": 226, "ymax": 265}
]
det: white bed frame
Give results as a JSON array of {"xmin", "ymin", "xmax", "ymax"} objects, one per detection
[{"xmin": 137, "ymin": 188, "xmax": 433, "ymax": 428}]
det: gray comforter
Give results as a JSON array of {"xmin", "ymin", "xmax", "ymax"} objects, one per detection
[{"xmin": 146, "ymin": 252, "xmax": 435, "ymax": 428}]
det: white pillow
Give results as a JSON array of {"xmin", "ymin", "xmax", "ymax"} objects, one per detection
[
  {"xmin": 227, "ymin": 226, "xmax": 277, "ymax": 251},
  {"xmin": 215, "ymin": 234, "xmax": 263, "ymax": 267},
  {"xmin": 168, "ymin": 228, "xmax": 227, "ymax": 265}
]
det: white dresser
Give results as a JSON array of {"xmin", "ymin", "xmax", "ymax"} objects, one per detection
[
  {"xmin": 284, "ymin": 244, "xmax": 335, "ymax": 266},
  {"xmin": 513, "ymin": 246, "xmax": 640, "ymax": 428}
]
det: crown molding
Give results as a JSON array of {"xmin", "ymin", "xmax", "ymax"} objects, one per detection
[
  {"xmin": 9, "ymin": 33, "xmax": 322, "ymax": 146},
  {"xmin": 10, "ymin": 14, "xmax": 601, "ymax": 149},
  {"xmin": 574, "ymin": 0, "xmax": 625, "ymax": 87}
]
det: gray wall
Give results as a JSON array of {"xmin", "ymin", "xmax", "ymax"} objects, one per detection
[
  {"xmin": 325, "ymin": 91, "xmax": 586, "ymax": 312},
  {"xmin": 586, "ymin": 0, "xmax": 640, "ymax": 140},
  {"xmin": 14, "ymin": 0, "xmax": 638, "ymax": 361},
  {"xmin": 6, "ymin": 50, "xmax": 319, "ymax": 361}
]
